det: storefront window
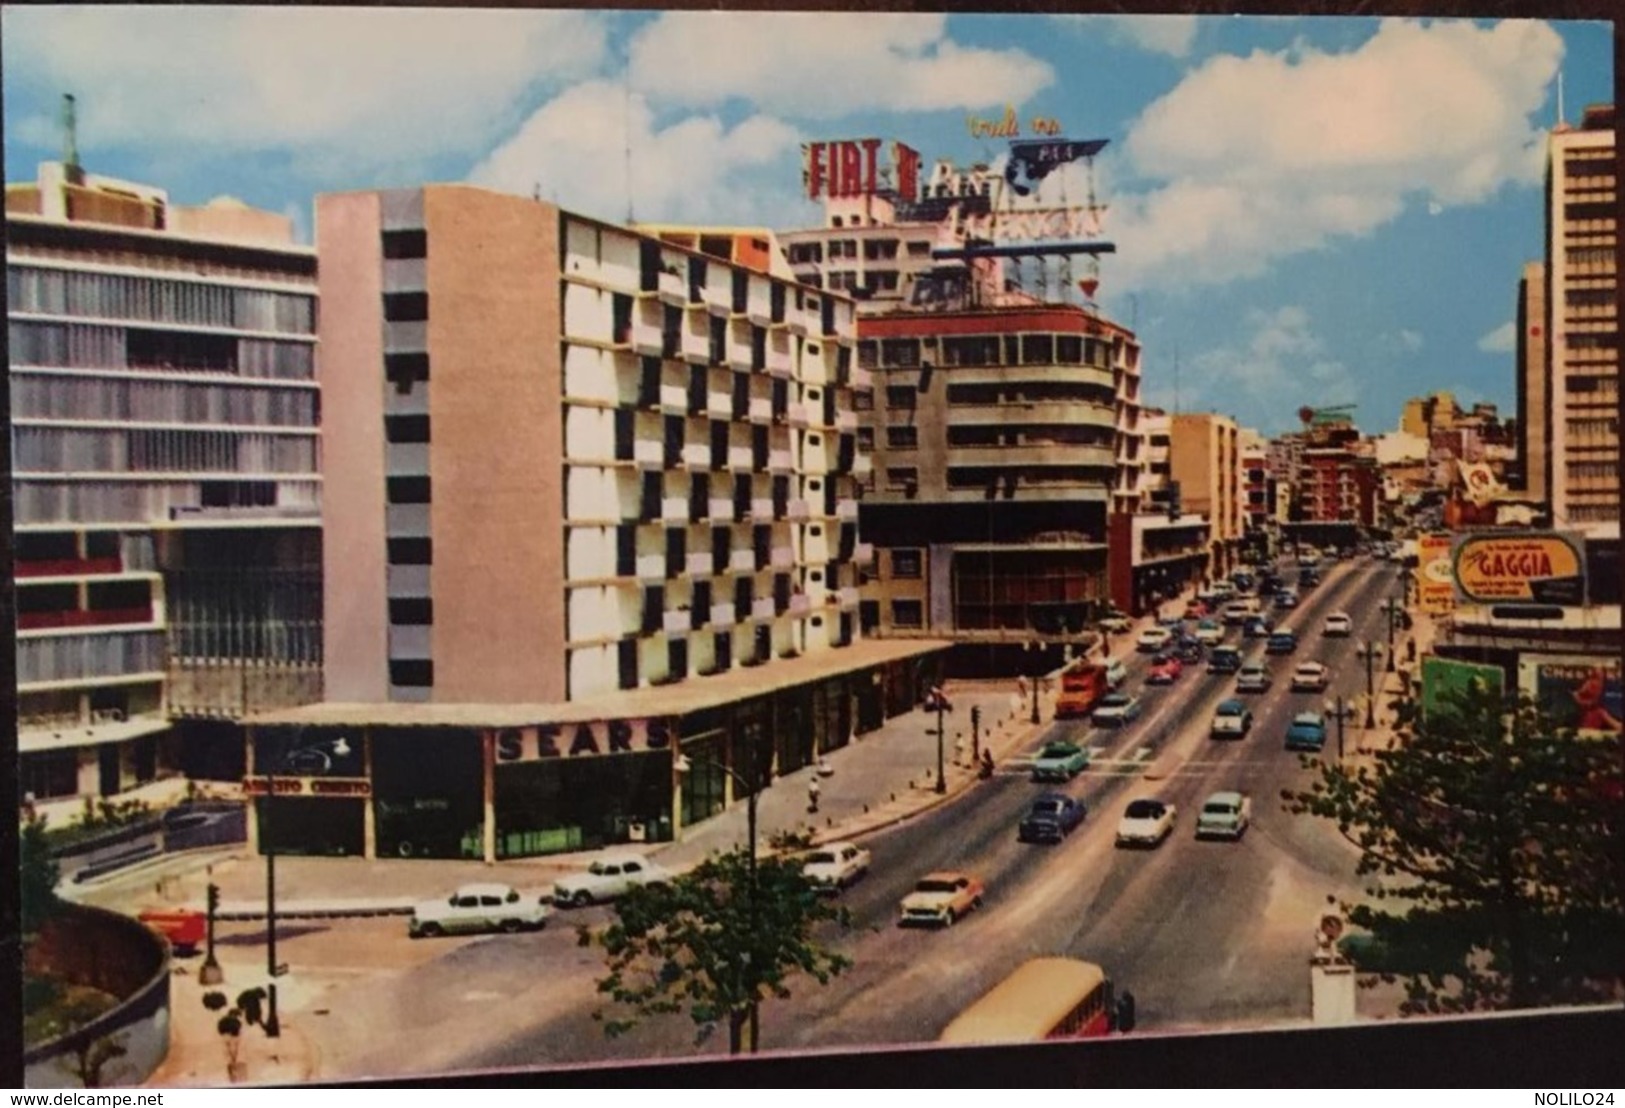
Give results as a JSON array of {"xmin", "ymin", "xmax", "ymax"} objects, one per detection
[
  {"xmin": 23, "ymin": 749, "xmax": 79, "ymax": 800},
  {"xmin": 373, "ymin": 728, "xmax": 483, "ymax": 860},
  {"xmin": 494, "ymin": 750, "xmax": 672, "ymax": 858}
]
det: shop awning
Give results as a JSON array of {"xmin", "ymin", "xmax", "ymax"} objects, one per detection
[{"xmin": 247, "ymin": 638, "xmax": 955, "ymax": 730}]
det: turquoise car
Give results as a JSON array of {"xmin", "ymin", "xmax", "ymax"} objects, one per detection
[
  {"xmin": 1030, "ymin": 741, "xmax": 1090, "ymax": 782},
  {"xmin": 1285, "ymin": 712, "xmax": 1328, "ymax": 752}
]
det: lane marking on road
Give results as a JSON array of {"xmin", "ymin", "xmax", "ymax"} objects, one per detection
[{"xmin": 1132, "ymin": 747, "xmax": 1151, "ymax": 761}]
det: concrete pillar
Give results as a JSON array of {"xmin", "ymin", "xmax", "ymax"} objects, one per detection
[
  {"xmin": 481, "ymin": 731, "xmax": 497, "ymax": 864},
  {"xmin": 670, "ymin": 738, "xmax": 685, "ymax": 838},
  {"xmin": 362, "ymin": 729, "xmax": 377, "ymax": 860},
  {"xmin": 244, "ymin": 728, "xmax": 259, "ymax": 854}
]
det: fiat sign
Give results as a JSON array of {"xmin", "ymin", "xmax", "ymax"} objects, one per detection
[{"xmin": 1452, "ymin": 532, "xmax": 1585, "ymax": 605}]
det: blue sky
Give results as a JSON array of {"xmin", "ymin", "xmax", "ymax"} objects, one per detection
[{"xmin": 2, "ymin": 9, "xmax": 1613, "ymax": 436}]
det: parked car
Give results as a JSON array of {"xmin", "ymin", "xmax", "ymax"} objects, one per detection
[
  {"xmin": 1266, "ymin": 630, "xmax": 1299, "ymax": 655},
  {"xmin": 1242, "ymin": 616, "xmax": 1273, "ymax": 639},
  {"xmin": 1194, "ymin": 619, "xmax": 1225, "ymax": 645},
  {"xmin": 1092, "ymin": 692, "xmax": 1144, "ymax": 727},
  {"xmin": 1285, "ymin": 712, "xmax": 1329, "ymax": 753},
  {"xmin": 1115, "ymin": 798, "xmax": 1177, "ymax": 848},
  {"xmin": 1235, "ymin": 663, "xmax": 1273, "ymax": 693},
  {"xmin": 1207, "ymin": 645, "xmax": 1244, "ymax": 674},
  {"xmin": 1136, "ymin": 626, "xmax": 1173, "ymax": 653},
  {"xmin": 899, "ymin": 871, "xmax": 984, "ymax": 928},
  {"xmin": 802, "ymin": 842, "xmax": 872, "ymax": 892},
  {"xmin": 1030, "ymin": 740, "xmax": 1090, "ymax": 781},
  {"xmin": 410, "ymin": 883, "xmax": 549, "ymax": 937},
  {"xmin": 1291, "ymin": 661, "xmax": 1331, "ymax": 692},
  {"xmin": 1147, "ymin": 653, "xmax": 1184, "ymax": 684},
  {"xmin": 553, "ymin": 855, "xmax": 671, "ymax": 907},
  {"xmin": 1324, "ymin": 612, "xmax": 1354, "ymax": 637},
  {"xmin": 1018, "ymin": 794, "xmax": 1088, "ymax": 843},
  {"xmin": 1195, "ymin": 792, "xmax": 1252, "ymax": 841},
  {"xmin": 1210, "ymin": 699, "xmax": 1254, "ymax": 739}
]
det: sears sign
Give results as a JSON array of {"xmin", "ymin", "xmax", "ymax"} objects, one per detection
[{"xmin": 494, "ymin": 718, "xmax": 673, "ymax": 764}]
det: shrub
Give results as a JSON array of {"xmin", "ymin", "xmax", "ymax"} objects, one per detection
[{"xmin": 202, "ymin": 991, "xmax": 229, "ymax": 1011}]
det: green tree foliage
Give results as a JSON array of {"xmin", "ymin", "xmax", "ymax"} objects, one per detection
[
  {"xmin": 1285, "ymin": 685, "xmax": 1624, "ymax": 1013},
  {"xmin": 20, "ymin": 812, "xmax": 63, "ymax": 940},
  {"xmin": 579, "ymin": 847, "xmax": 852, "ymax": 1053}
]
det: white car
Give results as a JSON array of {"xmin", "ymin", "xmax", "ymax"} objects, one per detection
[
  {"xmin": 409, "ymin": 883, "xmax": 549, "ymax": 938},
  {"xmin": 1193, "ymin": 620, "xmax": 1226, "ymax": 645},
  {"xmin": 1235, "ymin": 663, "xmax": 1273, "ymax": 693},
  {"xmin": 1136, "ymin": 627, "xmax": 1173, "ymax": 653},
  {"xmin": 802, "ymin": 841, "xmax": 871, "ymax": 892},
  {"xmin": 1195, "ymin": 791, "xmax": 1252, "ymax": 841},
  {"xmin": 1291, "ymin": 661, "xmax": 1331, "ymax": 692},
  {"xmin": 1324, "ymin": 612, "xmax": 1353, "ymax": 637},
  {"xmin": 553, "ymin": 854, "xmax": 671, "ymax": 907},
  {"xmin": 1103, "ymin": 657, "xmax": 1129, "ymax": 689},
  {"xmin": 1222, "ymin": 600, "xmax": 1261, "ymax": 626},
  {"xmin": 1115, "ymin": 798, "xmax": 1176, "ymax": 847}
]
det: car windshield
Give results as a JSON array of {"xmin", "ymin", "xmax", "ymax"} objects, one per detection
[
  {"xmin": 916, "ymin": 879, "xmax": 959, "ymax": 894},
  {"xmin": 1100, "ymin": 695, "xmax": 1127, "ymax": 707},
  {"xmin": 1218, "ymin": 702, "xmax": 1243, "ymax": 715},
  {"xmin": 587, "ymin": 862, "xmax": 609, "ymax": 875},
  {"xmin": 1040, "ymin": 743, "xmax": 1076, "ymax": 757},
  {"xmin": 806, "ymin": 852, "xmax": 837, "ymax": 866},
  {"xmin": 1199, "ymin": 620, "xmax": 1218, "ymax": 629},
  {"xmin": 1125, "ymin": 800, "xmax": 1162, "ymax": 819},
  {"xmin": 1031, "ymin": 800, "xmax": 1063, "ymax": 814},
  {"xmin": 1203, "ymin": 801, "xmax": 1237, "ymax": 815}
]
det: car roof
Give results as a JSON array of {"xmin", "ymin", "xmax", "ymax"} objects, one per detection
[
  {"xmin": 1218, "ymin": 698, "xmax": 1245, "ymax": 710},
  {"xmin": 1292, "ymin": 712, "xmax": 1324, "ymax": 724},
  {"xmin": 1328, "ymin": 611, "xmax": 1351, "ymax": 619},
  {"xmin": 454, "ymin": 883, "xmax": 519, "ymax": 896},
  {"xmin": 921, "ymin": 870, "xmax": 970, "ymax": 882},
  {"xmin": 817, "ymin": 840, "xmax": 859, "ymax": 852},
  {"xmin": 1205, "ymin": 791, "xmax": 1245, "ymax": 804}
]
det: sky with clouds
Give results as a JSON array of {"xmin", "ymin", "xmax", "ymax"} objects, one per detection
[{"xmin": 2, "ymin": 9, "xmax": 1612, "ymax": 435}]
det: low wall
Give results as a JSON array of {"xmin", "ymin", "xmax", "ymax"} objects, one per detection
[{"xmin": 23, "ymin": 905, "xmax": 171, "ymax": 1088}]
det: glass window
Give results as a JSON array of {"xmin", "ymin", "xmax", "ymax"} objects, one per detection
[
  {"xmin": 891, "ymin": 599, "xmax": 924, "ymax": 627},
  {"xmin": 886, "ymin": 426, "xmax": 919, "ymax": 449},
  {"xmin": 892, "ymin": 549, "xmax": 923, "ymax": 578}
]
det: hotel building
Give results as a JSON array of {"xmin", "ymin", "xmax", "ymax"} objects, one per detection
[
  {"xmin": 7, "ymin": 158, "xmax": 322, "ymax": 815},
  {"xmin": 250, "ymin": 185, "xmax": 944, "ymax": 860}
]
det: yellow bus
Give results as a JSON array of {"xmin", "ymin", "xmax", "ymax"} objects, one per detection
[{"xmin": 939, "ymin": 958, "xmax": 1119, "ymax": 1045}]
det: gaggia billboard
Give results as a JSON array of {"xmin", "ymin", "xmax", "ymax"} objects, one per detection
[
  {"xmin": 1519, "ymin": 654, "xmax": 1623, "ymax": 736},
  {"xmin": 1451, "ymin": 532, "xmax": 1586, "ymax": 605}
]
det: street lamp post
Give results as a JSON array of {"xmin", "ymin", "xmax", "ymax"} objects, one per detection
[
  {"xmin": 927, "ymin": 687, "xmax": 948, "ymax": 795},
  {"xmin": 1027, "ymin": 641, "xmax": 1042, "ymax": 726},
  {"xmin": 1385, "ymin": 598, "xmax": 1398, "ymax": 674},
  {"xmin": 1360, "ymin": 641, "xmax": 1378, "ymax": 729},
  {"xmin": 1324, "ymin": 696, "xmax": 1348, "ymax": 764},
  {"xmin": 675, "ymin": 752, "xmax": 765, "ymax": 1052},
  {"xmin": 262, "ymin": 734, "xmax": 351, "ymax": 1039}
]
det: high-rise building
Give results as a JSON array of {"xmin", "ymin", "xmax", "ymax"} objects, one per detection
[
  {"xmin": 1544, "ymin": 103, "xmax": 1619, "ymax": 529},
  {"xmin": 1168, "ymin": 412, "xmax": 1242, "ymax": 576},
  {"xmin": 8, "ymin": 158, "xmax": 322, "ymax": 814},
  {"xmin": 1514, "ymin": 261, "xmax": 1549, "ymax": 499},
  {"xmin": 249, "ymin": 185, "xmax": 944, "ymax": 861}
]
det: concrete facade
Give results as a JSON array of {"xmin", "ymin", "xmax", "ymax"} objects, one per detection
[
  {"xmin": 1169, "ymin": 412, "xmax": 1242, "ymax": 575},
  {"xmin": 1515, "ymin": 260, "xmax": 1550, "ymax": 501}
]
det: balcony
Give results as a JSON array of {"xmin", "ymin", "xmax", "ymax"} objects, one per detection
[
  {"xmin": 16, "ymin": 606, "xmax": 155, "ymax": 632},
  {"xmin": 751, "ymin": 597, "xmax": 777, "ymax": 622},
  {"xmin": 771, "ymin": 545, "xmax": 794, "ymax": 569},
  {"xmin": 748, "ymin": 397, "xmax": 774, "ymax": 424},
  {"xmin": 15, "ymin": 556, "xmax": 123, "ymax": 579},
  {"xmin": 708, "ymin": 497, "xmax": 735, "ymax": 522},
  {"xmin": 727, "ymin": 445, "xmax": 755, "ymax": 471},
  {"xmin": 729, "ymin": 548, "xmax": 758, "ymax": 573},
  {"xmin": 854, "ymin": 542, "xmax": 874, "ymax": 564},
  {"xmin": 659, "ymin": 384, "xmax": 688, "ymax": 415},
  {"xmin": 838, "ymin": 587, "xmax": 860, "ymax": 610},
  {"xmin": 789, "ymin": 594, "xmax": 811, "ymax": 617},
  {"xmin": 766, "ymin": 344, "xmax": 793, "ymax": 379},
  {"xmin": 657, "ymin": 268, "xmax": 686, "ymax": 305},
  {"xmin": 788, "ymin": 402, "xmax": 811, "ymax": 429},
  {"xmin": 635, "ymin": 553, "xmax": 666, "ymax": 581},
  {"xmin": 630, "ymin": 317, "xmax": 666, "ymax": 358},
  {"xmin": 681, "ymin": 443, "xmax": 711, "ymax": 469},
  {"xmin": 633, "ymin": 439, "xmax": 664, "ymax": 469},
  {"xmin": 768, "ymin": 450, "xmax": 793, "ymax": 474},
  {"xmin": 835, "ymin": 499, "xmax": 859, "ymax": 522},
  {"xmin": 700, "ymin": 285, "xmax": 732, "ymax": 318},
  {"xmin": 750, "ymin": 497, "xmax": 776, "ymax": 521},
  {"xmin": 661, "ymin": 497, "xmax": 688, "ymax": 525},
  {"xmin": 685, "ymin": 552, "xmax": 713, "ymax": 577},
  {"xmin": 707, "ymin": 390, "xmax": 733, "ymax": 419},
  {"xmin": 836, "ymin": 411, "xmax": 858, "ymax": 433},
  {"xmin": 851, "ymin": 367, "xmax": 874, "ymax": 391},
  {"xmin": 853, "ymin": 455, "xmax": 873, "ymax": 478},
  {"xmin": 709, "ymin": 602, "xmax": 737, "ymax": 629},
  {"xmin": 663, "ymin": 609, "xmax": 691, "ymax": 635},
  {"xmin": 948, "ymin": 444, "xmax": 1116, "ymax": 469},
  {"xmin": 787, "ymin": 499, "xmax": 811, "ymax": 522},
  {"xmin": 680, "ymin": 324, "xmax": 711, "ymax": 366}
]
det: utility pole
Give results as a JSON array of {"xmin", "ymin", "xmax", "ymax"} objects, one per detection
[{"xmin": 934, "ymin": 690, "xmax": 947, "ymax": 795}]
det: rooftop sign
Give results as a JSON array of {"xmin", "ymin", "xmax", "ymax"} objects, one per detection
[{"xmin": 803, "ymin": 139, "xmax": 921, "ymax": 203}]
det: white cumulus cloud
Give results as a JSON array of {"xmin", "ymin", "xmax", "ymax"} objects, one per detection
[
  {"xmin": 1099, "ymin": 19, "xmax": 1563, "ymax": 291},
  {"xmin": 470, "ymin": 81, "xmax": 806, "ymax": 227},
  {"xmin": 1477, "ymin": 321, "xmax": 1517, "ymax": 352},
  {"xmin": 2, "ymin": 6, "xmax": 609, "ymax": 179},
  {"xmin": 1054, "ymin": 14, "xmax": 1200, "ymax": 58},
  {"xmin": 627, "ymin": 12, "xmax": 1052, "ymax": 118},
  {"xmin": 1164, "ymin": 306, "xmax": 1355, "ymax": 428}
]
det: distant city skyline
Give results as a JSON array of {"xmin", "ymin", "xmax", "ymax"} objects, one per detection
[{"xmin": 3, "ymin": 9, "xmax": 1613, "ymax": 435}]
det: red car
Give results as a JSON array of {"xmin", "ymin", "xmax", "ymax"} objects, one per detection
[
  {"xmin": 138, "ymin": 908, "xmax": 206, "ymax": 955},
  {"xmin": 1182, "ymin": 600, "xmax": 1210, "ymax": 620},
  {"xmin": 1147, "ymin": 653, "xmax": 1184, "ymax": 684}
]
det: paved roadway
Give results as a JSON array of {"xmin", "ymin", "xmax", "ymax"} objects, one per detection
[{"xmin": 260, "ymin": 557, "xmax": 1405, "ymax": 1079}]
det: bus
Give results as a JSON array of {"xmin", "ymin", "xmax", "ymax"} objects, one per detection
[
  {"xmin": 938, "ymin": 957, "xmax": 1123, "ymax": 1045},
  {"xmin": 1054, "ymin": 661, "xmax": 1110, "ymax": 719}
]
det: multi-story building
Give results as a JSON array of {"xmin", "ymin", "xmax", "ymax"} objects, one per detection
[
  {"xmin": 1544, "ymin": 103, "xmax": 1618, "ymax": 530},
  {"xmin": 249, "ymin": 185, "xmax": 944, "ymax": 860},
  {"xmin": 8, "ymin": 157, "xmax": 322, "ymax": 816},
  {"xmin": 1239, "ymin": 428, "xmax": 1273, "ymax": 557},
  {"xmin": 1513, "ymin": 261, "xmax": 1550, "ymax": 499},
  {"xmin": 852, "ymin": 303, "xmax": 1142, "ymax": 672},
  {"xmin": 1168, "ymin": 412, "xmax": 1242, "ymax": 577}
]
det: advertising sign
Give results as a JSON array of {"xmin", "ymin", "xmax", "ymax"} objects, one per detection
[
  {"xmin": 243, "ymin": 776, "xmax": 371, "ymax": 798},
  {"xmin": 1420, "ymin": 656, "xmax": 1504, "ymax": 721},
  {"xmin": 1417, "ymin": 532, "xmax": 1455, "ymax": 615},
  {"xmin": 493, "ymin": 718, "xmax": 674, "ymax": 765},
  {"xmin": 1518, "ymin": 654, "xmax": 1623, "ymax": 736},
  {"xmin": 1451, "ymin": 532, "xmax": 1585, "ymax": 605},
  {"xmin": 802, "ymin": 139, "xmax": 920, "ymax": 203}
]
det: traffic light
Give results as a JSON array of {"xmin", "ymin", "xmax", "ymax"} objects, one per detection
[{"xmin": 206, "ymin": 883, "xmax": 221, "ymax": 916}]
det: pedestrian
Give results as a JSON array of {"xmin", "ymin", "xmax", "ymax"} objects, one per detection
[{"xmin": 807, "ymin": 776, "xmax": 821, "ymax": 814}]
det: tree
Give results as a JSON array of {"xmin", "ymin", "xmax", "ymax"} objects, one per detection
[
  {"xmin": 20, "ymin": 812, "xmax": 62, "ymax": 941},
  {"xmin": 579, "ymin": 847, "xmax": 852, "ymax": 1053},
  {"xmin": 1285, "ymin": 684, "xmax": 1623, "ymax": 1014}
]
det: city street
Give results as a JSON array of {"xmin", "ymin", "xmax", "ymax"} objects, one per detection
[{"xmin": 237, "ymin": 556, "xmax": 1408, "ymax": 1080}]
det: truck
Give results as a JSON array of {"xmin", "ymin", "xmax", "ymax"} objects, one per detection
[{"xmin": 1054, "ymin": 661, "xmax": 1111, "ymax": 719}]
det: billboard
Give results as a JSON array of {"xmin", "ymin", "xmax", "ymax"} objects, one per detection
[
  {"xmin": 1420, "ymin": 656, "xmax": 1504, "ymax": 721},
  {"xmin": 1451, "ymin": 532, "xmax": 1586, "ymax": 605},
  {"xmin": 1518, "ymin": 654, "xmax": 1623, "ymax": 736},
  {"xmin": 802, "ymin": 139, "xmax": 920, "ymax": 202},
  {"xmin": 1417, "ymin": 532, "xmax": 1454, "ymax": 615}
]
